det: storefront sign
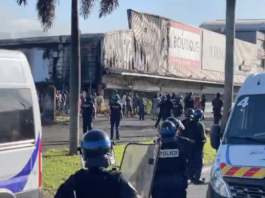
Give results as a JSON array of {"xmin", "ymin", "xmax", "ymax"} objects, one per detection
[
  {"xmin": 168, "ymin": 21, "xmax": 201, "ymax": 68},
  {"xmin": 202, "ymin": 29, "xmax": 257, "ymax": 75}
]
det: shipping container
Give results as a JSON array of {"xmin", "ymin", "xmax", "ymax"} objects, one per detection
[{"xmin": 202, "ymin": 29, "xmax": 258, "ymax": 75}]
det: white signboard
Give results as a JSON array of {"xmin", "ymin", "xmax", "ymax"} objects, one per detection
[
  {"xmin": 168, "ymin": 21, "xmax": 201, "ymax": 68},
  {"xmin": 202, "ymin": 30, "xmax": 258, "ymax": 75}
]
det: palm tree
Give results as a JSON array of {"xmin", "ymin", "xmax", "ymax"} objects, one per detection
[
  {"xmin": 221, "ymin": 0, "xmax": 236, "ymax": 132},
  {"xmin": 16, "ymin": 0, "xmax": 119, "ymax": 154}
]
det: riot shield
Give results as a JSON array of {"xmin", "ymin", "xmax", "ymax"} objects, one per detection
[{"xmin": 119, "ymin": 143, "xmax": 160, "ymax": 198}]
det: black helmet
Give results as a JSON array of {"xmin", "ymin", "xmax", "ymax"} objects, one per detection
[
  {"xmin": 185, "ymin": 108, "xmax": 195, "ymax": 118},
  {"xmin": 80, "ymin": 129, "xmax": 113, "ymax": 168},
  {"xmin": 112, "ymin": 94, "xmax": 120, "ymax": 102},
  {"xmin": 166, "ymin": 117, "xmax": 185, "ymax": 130},
  {"xmin": 216, "ymin": 92, "xmax": 221, "ymax": 97},
  {"xmin": 194, "ymin": 109, "xmax": 204, "ymax": 121},
  {"xmin": 159, "ymin": 120, "xmax": 176, "ymax": 136}
]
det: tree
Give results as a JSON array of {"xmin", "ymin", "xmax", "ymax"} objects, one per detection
[
  {"xmin": 220, "ymin": 0, "xmax": 236, "ymax": 132},
  {"xmin": 16, "ymin": 0, "xmax": 119, "ymax": 154}
]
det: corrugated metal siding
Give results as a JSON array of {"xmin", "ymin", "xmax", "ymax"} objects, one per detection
[
  {"xmin": 127, "ymin": 9, "xmax": 168, "ymax": 75},
  {"xmin": 103, "ymin": 30, "xmax": 135, "ymax": 70},
  {"xmin": 200, "ymin": 20, "xmax": 265, "ymax": 32}
]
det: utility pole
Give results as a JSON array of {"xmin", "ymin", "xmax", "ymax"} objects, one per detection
[
  {"xmin": 69, "ymin": 0, "xmax": 81, "ymax": 154},
  {"xmin": 221, "ymin": 0, "xmax": 236, "ymax": 132}
]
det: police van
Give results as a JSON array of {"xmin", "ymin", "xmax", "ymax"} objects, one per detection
[
  {"xmin": 0, "ymin": 50, "xmax": 42, "ymax": 198},
  {"xmin": 208, "ymin": 73, "xmax": 265, "ymax": 198}
]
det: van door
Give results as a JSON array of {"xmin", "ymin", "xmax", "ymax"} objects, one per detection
[{"xmin": 0, "ymin": 88, "xmax": 40, "ymax": 197}]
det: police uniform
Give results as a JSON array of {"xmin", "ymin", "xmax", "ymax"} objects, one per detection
[
  {"xmin": 184, "ymin": 93, "xmax": 195, "ymax": 112},
  {"xmin": 155, "ymin": 95, "xmax": 173, "ymax": 128},
  {"xmin": 153, "ymin": 121, "xmax": 188, "ymax": 198},
  {"xmin": 110, "ymin": 98, "xmax": 122, "ymax": 140},
  {"xmin": 181, "ymin": 110, "xmax": 206, "ymax": 184},
  {"xmin": 193, "ymin": 117, "xmax": 206, "ymax": 184},
  {"xmin": 212, "ymin": 93, "xmax": 224, "ymax": 124},
  {"xmin": 173, "ymin": 97, "xmax": 184, "ymax": 118},
  {"xmin": 81, "ymin": 98, "xmax": 94, "ymax": 134},
  {"xmin": 55, "ymin": 130, "xmax": 140, "ymax": 198}
]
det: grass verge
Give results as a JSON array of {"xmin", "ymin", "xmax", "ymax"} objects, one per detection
[{"xmin": 43, "ymin": 138, "xmax": 215, "ymax": 196}]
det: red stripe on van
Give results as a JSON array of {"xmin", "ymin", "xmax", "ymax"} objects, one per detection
[{"xmin": 39, "ymin": 138, "xmax": 42, "ymax": 188}]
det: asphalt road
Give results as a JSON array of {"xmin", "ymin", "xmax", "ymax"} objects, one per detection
[
  {"xmin": 187, "ymin": 166, "xmax": 211, "ymax": 198},
  {"xmin": 42, "ymin": 115, "xmax": 214, "ymax": 198},
  {"xmin": 42, "ymin": 116, "xmax": 214, "ymax": 152}
]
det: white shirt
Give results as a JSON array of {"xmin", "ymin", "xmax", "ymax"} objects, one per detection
[{"xmin": 122, "ymin": 95, "xmax": 127, "ymax": 105}]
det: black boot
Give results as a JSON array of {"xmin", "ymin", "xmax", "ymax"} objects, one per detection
[{"xmin": 193, "ymin": 178, "xmax": 205, "ymax": 185}]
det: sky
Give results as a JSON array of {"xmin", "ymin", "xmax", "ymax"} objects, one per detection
[{"xmin": 1, "ymin": 0, "xmax": 265, "ymax": 38}]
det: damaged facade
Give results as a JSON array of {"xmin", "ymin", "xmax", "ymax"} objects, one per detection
[
  {"xmin": 0, "ymin": 9, "xmax": 261, "ymax": 101},
  {"xmin": 0, "ymin": 34, "xmax": 103, "ymax": 92}
]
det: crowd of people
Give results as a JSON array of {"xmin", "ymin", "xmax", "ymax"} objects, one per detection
[
  {"xmin": 54, "ymin": 89, "xmax": 226, "ymax": 198},
  {"xmin": 55, "ymin": 105, "xmax": 208, "ymax": 198},
  {"xmin": 56, "ymin": 91, "xmax": 69, "ymax": 113},
  {"xmin": 79, "ymin": 90, "xmax": 224, "ymax": 139}
]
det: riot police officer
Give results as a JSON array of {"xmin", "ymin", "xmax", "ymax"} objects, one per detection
[
  {"xmin": 109, "ymin": 94, "xmax": 123, "ymax": 140},
  {"xmin": 212, "ymin": 92, "xmax": 224, "ymax": 124},
  {"xmin": 166, "ymin": 117, "xmax": 195, "ymax": 146},
  {"xmin": 55, "ymin": 130, "xmax": 141, "ymax": 198},
  {"xmin": 153, "ymin": 120, "xmax": 188, "ymax": 198},
  {"xmin": 161, "ymin": 94, "xmax": 173, "ymax": 121},
  {"xmin": 179, "ymin": 109, "xmax": 196, "ymax": 182},
  {"xmin": 184, "ymin": 92, "xmax": 195, "ymax": 112},
  {"xmin": 192, "ymin": 109, "xmax": 207, "ymax": 184},
  {"xmin": 81, "ymin": 95, "xmax": 95, "ymax": 134},
  {"xmin": 172, "ymin": 95, "xmax": 184, "ymax": 118}
]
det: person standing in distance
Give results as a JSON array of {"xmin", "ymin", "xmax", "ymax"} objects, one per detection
[
  {"xmin": 55, "ymin": 130, "xmax": 141, "ymax": 198},
  {"xmin": 155, "ymin": 94, "xmax": 173, "ymax": 127},
  {"xmin": 212, "ymin": 92, "xmax": 224, "ymax": 124},
  {"xmin": 172, "ymin": 95, "xmax": 184, "ymax": 118},
  {"xmin": 81, "ymin": 95, "xmax": 95, "ymax": 134},
  {"xmin": 110, "ymin": 94, "xmax": 123, "ymax": 140},
  {"xmin": 184, "ymin": 92, "xmax": 195, "ymax": 112},
  {"xmin": 192, "ymin": 109, "xmax": 207, "ymax": 184},
  {"xmin": 153, "ymin": 120, "xmax": 188, "ymax": 198},
  {"xmin": 154, "ymin": 95, "xmax": 166, "ymax": 128}
]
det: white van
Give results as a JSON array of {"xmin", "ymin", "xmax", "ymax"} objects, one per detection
[
  {"xmin": 0, "ymin": 50, "xmax": 42, "ymax": 198},
  {"xmin": 208, "ymin": 73, "xmax": 265, "ymax": 198}
]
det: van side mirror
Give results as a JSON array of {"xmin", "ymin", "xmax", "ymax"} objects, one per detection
[{"xmin": 210, "ymin": 125, "xmax": 221, "ymax": 150}]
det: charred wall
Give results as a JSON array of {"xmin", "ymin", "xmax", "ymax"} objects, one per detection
[
  {"xmin": 103, "ymin": 30, "xmax": 135, "ymax": 70},
  {"xmin": 127, "ymin": 9, "xmax": 169, "ymax": 74}
]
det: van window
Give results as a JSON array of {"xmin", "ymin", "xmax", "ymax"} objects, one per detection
[
  {"xmin": 0, "ymin": 88, "xmax": 35, "ymax": 144},
  {"xmin": 226, "ymin": 94, "xmax": 265, "ymax": 144}
]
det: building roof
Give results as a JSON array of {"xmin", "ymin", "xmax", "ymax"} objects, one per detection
[
  {"xmin": 0, "ymin": 33, "xmax": 105, "ymax": 46},
  {"xmin": 200, "ymin": 19, "xmax": 265, "ymax": 32}
]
